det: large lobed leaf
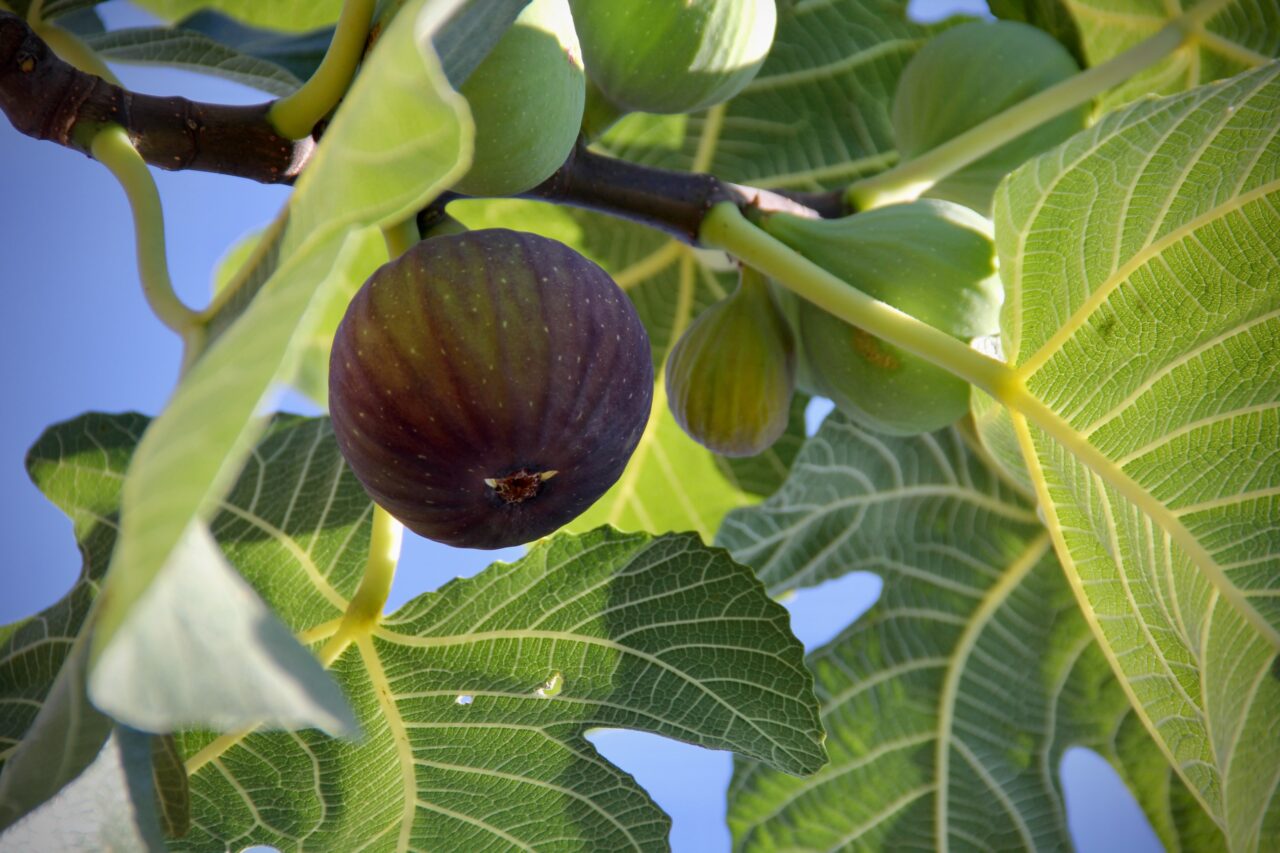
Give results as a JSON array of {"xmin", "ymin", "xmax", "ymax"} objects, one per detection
[
  {"xmin": 1, "ymin": 413, "xmax": 825, "ymax": 850},
  {"xmin": 993, "ymin": 62, "xmax": 1280, "ymax": 848},
  {"xmin": 718, "ymin": 414, "xmax": 1223, "ymax": 851},
  {"xmin": 90, "ymin": 0, "xmax": 472, "ymax": 728}
]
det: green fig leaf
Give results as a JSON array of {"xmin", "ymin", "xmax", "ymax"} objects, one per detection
[
  {"xmin": 90, "ymin": 0, "xmax": 471, "ymax": 700},
  {"xmin": 131, "ymin": 0, "xmax": 344, "ymax": 32},
  {"xmin": 718, "ymin": 414, "xmax": 1223, "ymax": 852},
  {"xmin": 84, "ymin": 25, "xmax": 303, "ymax": 96},
  {"xmin": 1, "ymin": 412, "xmax": 825, "ymax": 849},
  {"xmin": 1048, "ymin": 0, "xmax": 1280, "ymax": 110},
  {"xmin": 993, "ymin": 62, "xmax": 1280, "ymax": 847}
]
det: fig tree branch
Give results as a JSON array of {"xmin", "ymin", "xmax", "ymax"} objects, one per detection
[
  {"xmin": 507, "ymin": 141, "xmax": 846, "ymax": 244},
  {"xmin": 2, "ymin": 8, "xmax": 842, "ymax": 244},
  {"xmin": 0, "ymin": 11, "xmax": 311, "ymax": 184}
]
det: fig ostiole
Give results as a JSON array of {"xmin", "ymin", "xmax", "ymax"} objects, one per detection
[
  {"xmin": 568, "ymin": 0, "xmax": 777, "ymax": 115},
  {"xmin": 764, "ymin": 199, "xmax": 1002, "ymax": 436},
  {"xmin": 665, "ymin": 266, "xmax": 795, "ymax": 457},
  {"xmin": 328, "ymin": 228, "xmax": 653, "ymax": 549},
  {"xmin": 453, "ymin": 0, "xmax": 585, "ymax": 197},
  {"xmin": 892, "ymin": 20, "xmax": 1087, "ymax": 215}
]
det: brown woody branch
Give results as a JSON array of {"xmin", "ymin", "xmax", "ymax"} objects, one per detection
[
  {"xmin": 517, "ymin": 141, "xmax": 845, "ymax": 244},
  {"xmin": 0, "ymin": 11, "xmax": 310, "ymax": 184},
  {"xmin": 1, "ymin": 9, "xmax": 847, "ymax": 240}
]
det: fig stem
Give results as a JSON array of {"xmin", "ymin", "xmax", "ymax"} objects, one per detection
[
  {"xmin": 89, "ymin": 125, "xmax": 202, "ymax": 342},
  {"xmin": 338, "ymin": 504, "xmax": 404, "ymax": 634},
  {"xmin": 268, "ymin": 0, "xmax": 376, "ymax": 140},
  {"xmin": 700, "ymin": 202, "xmax": 1016, "ymax": 401},
  {"xmin": 845, "ymin": 20, "xmax": 1190, "ymax": 211},
  {"xmin": 382, "ymin": 217, "xmax": 421, "ymax": 258}
]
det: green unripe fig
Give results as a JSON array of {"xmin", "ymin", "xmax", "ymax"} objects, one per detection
[
  {"xmin": 763, "ymin": 200, "xmax": 1002, "ymax": 436},
  {"xmin": 568, "ymin": 0, "xmax": 777, "ymax": 115},
  {"xmin": 666, "ymin": 267, "xmax": 795, "ymax": 457},
  {"xmin": 453, "ymin": 0, "xmax": 585, "ymax": 196},
  {"xmin": 329, "ymin": 229, "xmax": 653, "ymax": 549},
  {"xmin": 892, "ymin": 20, "xmax": 1088, "ymax": 214}
]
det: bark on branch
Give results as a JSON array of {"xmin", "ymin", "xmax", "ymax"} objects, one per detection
[
  {"xmin": 0, "ymin": 11, "xmax": 311, "ymax": 184},
  {"xmin": 2, "ymin": 10, "xmax": 847, "ymax": 239}
]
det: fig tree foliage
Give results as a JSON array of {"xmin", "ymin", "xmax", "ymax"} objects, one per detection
[{"xmin": 1, "ymin": 0, "xmax": 1277, "ymax": 851}]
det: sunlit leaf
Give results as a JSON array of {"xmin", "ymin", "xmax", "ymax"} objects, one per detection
[
  {"xmin": 3, "ymin": 413, "xmax": 825, "ymax": 849},
  {"xmin": 1054, "ymin": 0, "xmax": 1279, "ymax": 108},
  {"xmin": 719, "ymin": 415, "xmax": 1223, "ymax": 851},
  {"xmin": 994, "ymin": 61, "xmax": 1280, "ymax": 848},
  {"xmin": 93, "ymin": 0, "xmax": 472, "ymax": 693}
]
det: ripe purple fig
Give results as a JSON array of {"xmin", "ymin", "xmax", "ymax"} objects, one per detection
[{"xmin": 329, "ymin": 229, "xmax": 653, "ymax": 549}]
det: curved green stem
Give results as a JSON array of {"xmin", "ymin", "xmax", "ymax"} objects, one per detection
[
  {"xmin": 268, "ymin": 0, "xmax": 375, "ymax": 139},
  {"xmin": 35, "ymin": 21, "xmax": 119, "ymax": 84},
  {"xmin": 700, "ymin": 203, "xmax": 1018, "ymax": 401},
  {"xmin": 338, "ymin": 504, "xmax": 404, "ymax": 634},
  {"xmin": 89, "ymin": 125, "xmax": 200, "ymax": 339},
  {"xmin": 846, "ymin": 22, "xmax": 1189, "ymax": 210}
]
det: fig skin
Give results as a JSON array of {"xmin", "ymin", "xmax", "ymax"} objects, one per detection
[
  {"xmin": 329, "ymin": 229, "xmax": 653, "ymax": 549},
  {"xmin": 454, "ymin": 0, "xmax": 585, "ymax": 197},
  {"xmin": 892, "ymin": 21, "xmax": 1086, "ymax": 215},
  {"xmin": 665, "ymin": 267, "xmax": 795, "ymax": 457},
  {"xmin": 568, "ymin": 0, "xmax": 776, "ymax": 115},
  {"xmin": 763, "ymin": 200, "xmax": 1002, "ymax": 436}
]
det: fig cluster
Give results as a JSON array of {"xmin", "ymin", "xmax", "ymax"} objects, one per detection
[{"xmin": 328, "ymin": 229, "xmax": 652, "ymax": 549}]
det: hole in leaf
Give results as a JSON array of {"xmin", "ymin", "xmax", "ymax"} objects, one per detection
[
  {"xmin": 455, "ymin": 694, "xmax": 474, "ymax": 706},
  {"xmin": 906, "ymin": 0, "xmax": 992, "ymax": 25},
  {"xmin": 586, "ymin": 729, "xmax": 732, "ymax": 852},
  {"xmin": 781, "ymin": 571, "xmax": 883, "ymax": 652},
  {"xmin": 1060, "ymin": 746, "xmax": 1162, "ymax": 852}
]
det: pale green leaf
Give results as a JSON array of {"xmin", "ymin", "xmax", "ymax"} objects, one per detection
[
  {"xmin": 0, "ymin": 728, "xmax": 165, "ymax": 853},
  {"xmin": 993, "ymin": 62, "xmax": 1280, "ymax": 848},
  {"xmin": 131, "ymin": 0, "xmax": 344, "ymax": 32},
  {"xmin": 90, "ymin": 522, "xmax": 358, "ymax": 736},
  {"xmin": 718, "ymin": 415, "xmax": 1222, "ymax": 851},
  {"xmin": 85, "ymin": 26, "xmax": 302, "ymax": 96},
  {"xmin": 94, "ymin": 0, "xmax": 471, "ymax": 672},
  {"xmin": 1056, "ymin": 0, "xmax": 1279, "ymax": 108}
]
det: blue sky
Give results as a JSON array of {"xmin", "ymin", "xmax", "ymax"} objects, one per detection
[{"xmin": 0, "ymin": 2, "xmax": 1164, "ymax": 850}]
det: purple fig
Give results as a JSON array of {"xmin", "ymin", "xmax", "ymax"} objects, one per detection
[{"xmin": 329, "ymin": 229, "xmax": 653, "ymax": 549}]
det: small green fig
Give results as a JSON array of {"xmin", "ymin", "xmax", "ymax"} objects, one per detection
[
  {"xmin": 892, "ymin": 20, "xmax": 1087, "ymax": 214},
  {"xmin": 763, "ymin": 200, "xmax": 1002, "ymax": 436},
  {"xmin": 453, "ymin": 0, "xmax": 585, "ymax": 196},
  {"xmin": 568, "ymin": 0, "xmax": 777, "ymax": 115},
  {"xmin": 665, "ymin": 266, "xmax": 795, "ymax": 457},
  {"xmin": 329, "ymin": 229, "xmax": 653, "ymax": 549}
]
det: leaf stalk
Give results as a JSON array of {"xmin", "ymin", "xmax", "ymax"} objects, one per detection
[
  {"xmin": 268, "ymin": 0, "xmax": 376, "ymax": 139},
  {"xmin": 89, "ymin": 125, "xmax": 201, "ymax": 342},
  {"xmin": 845, "ymin": 22, "xmax": 1189, "ymax": 210}
]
